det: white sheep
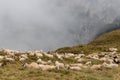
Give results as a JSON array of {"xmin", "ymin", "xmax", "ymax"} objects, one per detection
[
  {"xmin": 109, "ymin": 48, "xmax": 118, "ymax": 52},
  {"xmin": 25, "ymin": 62, "xmax": 39, "ymax": 69},
  {"xmin": 55, "ymin": 61, "xmax": 64, "ymax": 70},
  {"xmin": 69, "ymin": 66, "xmax": 81, "ymax": 71},
  {"xmin": 20, "ymin": 54, "xmax": 28, "ymax": 59},
  {"xmin": 35, "ymin": 53, "xmax": 43, "ymax": 58},
  {"xmin": 102, "ymin": 62, "xmax": 118, "ymax": 69},
  {"xmin": 70, "ymin": 63, "xmax": 83, "ymax": 67},
  {"xmin": 28, "ymin": 52, "xmax": 35, "ymax": 56},
  {"xmin": 19, "ymin": 58, "xmax": 27, "ymax": 62},
  {"xmin": 44, "ymin": 53, "xmax": 54, "ymax": 58},
  {"xmin": 65, "ymin": 53, "xmax": 75, "ymax": 58},
  {"xmin": 39, "ymin": 64, "xmax": 56, "ymax": 71},
  {"xmin": 55, "ymin": 53, "xmax": 64, "ymax": 60},
  {"xmin": 85, "ymin": 61, "xmax": 92, "ymax": 66},
  {"xmin": 5, "ymin": 58, "xmax": 15, "ymax": 62},
  {"xmin": 37, "ymin": 59, "xmax": 52, "ymax": 65},
  {"xmin": 0, "ymin": 56, "xmax": 4, "ymax": 60},
  {"xmin": 75, "ymin": 54, "xmax": 85, "ymax": 59},
  {"xmin": 90, "ymin": 64, "xmax": 102, "ymax": 70},
  {"xmin": 77, "ymin": 58, "xmax": 85, "ymax": 63}
]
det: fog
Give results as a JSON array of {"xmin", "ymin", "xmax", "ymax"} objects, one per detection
[{"xmin": 0, "ymin": 0, "xmax": 120, "ymax": 51}]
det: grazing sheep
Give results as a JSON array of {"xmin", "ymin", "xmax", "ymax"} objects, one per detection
[
  {"xmin": 35, "ymin": 53, "xmax": 43, "ymax": 58},
  {"xmin": 70, "ymin": 63, "xmax": 83, "ymax": 67},
  {"xmin": 113, "ymin": 56, "xmax": 120, "ymax": 64},
  {"xmin": 19, "ymin": 58, "xmax": 27, "ymax": 62},
  {"xmin": 39, "ymin": 64, "xmax": 56, "ymax": 71},
  {"xmin": 90, "ymin": 64, "xmax": 102, "ymax": 70},
  {"xmin": 0, "ymin": 62, "xmax": 6, "ymax": 67},
  {"xmin": 44, "ymin": 53, "xmax": 54, "ymax": 58},
  {"xmin": 102, "ymin": 62, "xmax": 118, "ymax": 68},
  {"xmin": 64, "ymin": 53, "xmax": 75, "ymax": 58},
  {"xmin": 37, "ymin": 59, "xmax": 52, "ymax": 65},
  {"xmin": 85, "ymin": 61, "xmax": 92, "ymax": 66},
  {"xmin": 1, "ymin": 48, "xmax": 20, "ymax": 56},
  {"xmin": 65, "ymin": 64, "xmax": 70, "ymax": 69},
  {"xmin": 24, "ymin": 62, "xmax": 39, "ymax": 69},
  {"xmin": 28, "ymin": 52, "xmax": 35, "ymax": 56},
  {"xmin": 68, "ymin": 66, "xmax": 81, "ymax": 71},
  {"xmin": 55, "ymin": 53, "xmax": 64, "ymax": 60},
  {"xmin": 5, "ymin": 58, "xmax": 15, "ymax": 62},
  {"xmin": 77, "ymin": 58, "xmax": 85, "ymax": 63},
  {"xmin": 109, "ymin": 48, "xmax": 118, "ymax": 52},
  {"xmin": 0, "ymin": 56, "xmax": 4, "ymax": 60},
  {"xmin": 20, "ymin": 54, "xmax": 28, "ymax": 59},
  {"xmin": 75, "ymin": 54, "xmax": 85, "ymax": 59},
  {"xmin": 55, "ymin": 61, "xmax": 64, "ymax": 70}
]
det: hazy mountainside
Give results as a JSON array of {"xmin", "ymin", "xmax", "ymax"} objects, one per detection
[
  {"xmin": 0, "ymin": 30, "xmax": 120, "ymax": 80},
  {"xmin": 56, "ymin": 29, "xmax": 120, "ymax": 54}
]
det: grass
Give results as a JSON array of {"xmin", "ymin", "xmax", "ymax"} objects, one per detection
[
  {"xmin": 0, "ymin": 62, "xmax": 119, "ymax": 80},
  {"xmin": 0, "ymin": 29, "xmax": 120, "ymax": 80},
  {"xmin": 56, "ymin": 29, "xmax": 120, "ymax": 54}
]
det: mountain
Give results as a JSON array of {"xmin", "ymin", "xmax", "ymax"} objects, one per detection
[{"xmin": 56, "ymin": 29, "xmax": 120, "ymax": 54}]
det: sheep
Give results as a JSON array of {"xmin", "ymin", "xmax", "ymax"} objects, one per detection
[
  {"xmin": 69, "ymin": 63, "xmax": 88, "ymax": 69},
  {"xmin": 70, "ymin": 63, "xmax": 83, "ymax": 67},
  {"xmin": 65, "ymin": 64, "xmax": 70, "ymax": 69},
  {"xmin": 55, "ymin": 61, "xmax": 64, "ymax": 70},
  {"xmin": 85, "ymin": 61, "xmax": 92, "ymax": 66},
  {"xmin": 75, "ymin": 54, "xmax": 85, "ymax": 59},
  {"xmin": 28, "ymin": 52, "xmax": 35, "ymax": 56},
  {"xmin": 5, "ymin": 58, "xmax": 15, "ymax": 62},
  {"xmin": 35, "ymin": 53, "xmax": 43, "ymax": 58},
  {"xmin": 113, "ymin": 56, "xmax": 120, "ymax": 64},
  {"xmin": 39, "ymin": 64, "xmax": 56, "ymax": 71},
  {"xmin": 55, "ymin": 53, "xmax": 64, "ymax": 60},
  {"xmin": 36, "ymin": 59, "xmax": 52, "ymax": 65},
  {"xmin": 109, "ymin": 48, "xmax": 118, "ymax": 52},
  {"xmin": 20, "ymin": 54, "xmax": 28, "ymax": 59},
  {"xmin": 44, "ymin": 53, "xmax": 54, "ymax": 58},
  {"xmin": 90, "ymin": 64, "xmax": 102, "ymax": 70},
  {"xmin": 64, "ymin": 53, "xmax": 75, "ymax": 58},
  {"xmin": 77, "ymin": 58, "xmax": 85, "ymax": 63},
  {"xmin": 36, "ymin": 58, "xmax": 42, "ymax": 63},
  {"xmin": 99, "ymin": 57, "xmax": 114, "ymax": 63},
  {"xmin": 0, "ymin": 56, "xmax": 4, "ymax": 60},
  {"xmin": 102, "ymin": 62, "xmax": 119, "ymax": 69},
  {"xmin": 24, "ymin": 62, "xmax": 39, "ymax": 69},
  {"xmin": 68, "ymin": 66, "xmax": 81, "ymax": 71},
  {"xmin": 0, "ymin": 62, "xmax": 6, "ymax": 67},
  {"xmin": 1, "ymin": 48, "xmax": 19, "ymax": 56},
  {"xmin": 19, "ymin": 58, "xmax": 27, "ymax": 62}
]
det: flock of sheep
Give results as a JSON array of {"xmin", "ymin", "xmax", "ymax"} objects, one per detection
[{"xmin": 0, "ymin": 48, "xmax": 119, "ymax": 71}]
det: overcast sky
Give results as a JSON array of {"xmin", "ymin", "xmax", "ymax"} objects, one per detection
[{"xmin": 0, "ymin": 0, "xmax": 120, "ymax": 51}]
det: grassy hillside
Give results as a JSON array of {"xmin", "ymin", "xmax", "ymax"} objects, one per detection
[
  {"xmin": 56, "ymin": 29, "xmax": 120, "ymax": 54},
  {"xmin": 0, "ymin": 29, "xmax": 120, "ymax": 80}
]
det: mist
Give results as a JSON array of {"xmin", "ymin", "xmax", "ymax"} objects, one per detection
[{"xmin": 0, "ymin": 0, "xmax": 120, "ymax": 51}]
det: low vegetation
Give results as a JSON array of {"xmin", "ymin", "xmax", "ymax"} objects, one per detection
[
  {"xmin": 0, "ymin": 30, "xmax": 120, "ymax": 80},
  {"xmin": 56, "ymin": 29, "xmax": 120, "ymax": 54}
]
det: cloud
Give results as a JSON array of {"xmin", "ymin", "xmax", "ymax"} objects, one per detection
[{"xmin": 0, "ymin": 0, "xmax": 120, "ymax": 51}]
